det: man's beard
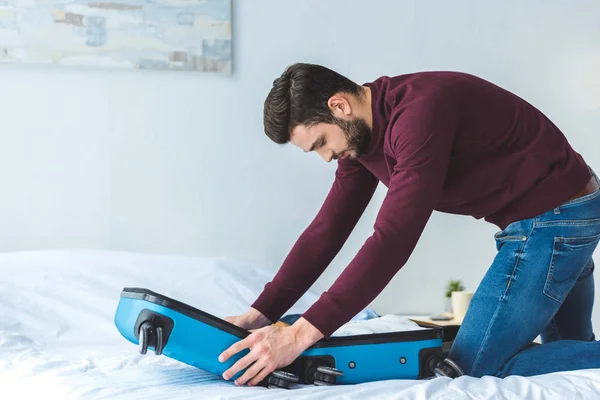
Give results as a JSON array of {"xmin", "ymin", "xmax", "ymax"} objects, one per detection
[{"xmin": 335, "ymin": 117, "xmax": 371, "ymax": 158}]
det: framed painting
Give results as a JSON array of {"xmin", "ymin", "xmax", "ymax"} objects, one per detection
[{"xmin": 0, "ymin": 0, "xmax": 232, "ymax": 73}]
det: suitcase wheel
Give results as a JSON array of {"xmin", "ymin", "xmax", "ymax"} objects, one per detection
[
  {"xmin": 266, "ymin": 370, "xmax": 300, "ymax": 389},
  {"xmin": 433, "ymin": 357, "xmax": 464, "ymax": 378},
  {"xmin": 313, "ymin": 366, "xmax": 343, "ymax": 386},
  {"xmin": 138, "ymin": 321, "xmax": 165, "ymax": 356}
]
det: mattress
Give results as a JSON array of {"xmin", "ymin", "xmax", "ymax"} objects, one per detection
[{"xmin": 1, "ymin": 249, "xmax": 599, "ymax": 399}]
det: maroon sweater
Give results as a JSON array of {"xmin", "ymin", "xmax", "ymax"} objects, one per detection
[{"xmin": 252, "ymin": 71, "xmax": 590, "ymax": 338}]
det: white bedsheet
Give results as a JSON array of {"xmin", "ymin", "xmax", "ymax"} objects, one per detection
[{"xmin": 1, "ymin": 250, "xmax": 600, "ymax": 400}]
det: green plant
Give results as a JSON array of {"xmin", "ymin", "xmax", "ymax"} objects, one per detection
[{"xmin": 445, "ymin": 280, "xmax": 465, "ymax": 298}]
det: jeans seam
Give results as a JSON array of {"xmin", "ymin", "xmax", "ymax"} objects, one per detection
[
  {"xmin": 471, "ymin": 221, "xmax": 535, "ymax": 375},
  {"xmin": 536, "ymin": 218, "xmax": 600, "ymax": 227},
  {"xmin": 548, "ymin": 317, "xmax": 561, "ymax": 341},
  {"xmin": 544, "ymin": 238, "xmax": 563, "ymax": 303}
]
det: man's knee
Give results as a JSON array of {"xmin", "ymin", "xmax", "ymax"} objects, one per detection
[
  {"xmin": 457, "ymin": 342, "xmax": 542, "ymax": 378},
  {"xmin": 446, "ymin": 350, "xmax": 506, "ymax": 378}
]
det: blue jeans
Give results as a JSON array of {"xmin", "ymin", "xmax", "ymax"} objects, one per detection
[{"xmin": 448, "ymin": 168, "xmax": 600, "ymax": 377}]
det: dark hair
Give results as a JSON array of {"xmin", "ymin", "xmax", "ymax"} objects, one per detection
[{"xmin": 263, "ymin": 63, "xmax": 363, "ymax": 144}]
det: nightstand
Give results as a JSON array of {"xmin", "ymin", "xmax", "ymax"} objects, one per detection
[{"xmin": 407, "ymin": 312, "xmax": 462, "ymax": 328}]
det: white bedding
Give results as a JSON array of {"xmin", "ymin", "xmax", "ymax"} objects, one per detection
[{"xmin": 1, "ymin": 250, "xmax": 600, "ymax": 400}]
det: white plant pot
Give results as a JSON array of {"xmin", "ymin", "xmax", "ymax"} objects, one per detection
[{"xmin": 451, "ymin": 291, "xmax": 474, "ymax": 322}]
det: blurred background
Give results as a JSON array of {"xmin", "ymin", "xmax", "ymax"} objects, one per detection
[{"xmin": 0, "ymin": 0, "xmax": 598, "ymax": 325}]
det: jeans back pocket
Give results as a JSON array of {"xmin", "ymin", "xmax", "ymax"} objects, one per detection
[{"xmin": 543, "ymin": 234, "xmax": 600, "ymax": 303}]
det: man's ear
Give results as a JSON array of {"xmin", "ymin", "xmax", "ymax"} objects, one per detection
[{"xmin": 327, "ymin": 94, "xmax": 352, "ymax": 118}]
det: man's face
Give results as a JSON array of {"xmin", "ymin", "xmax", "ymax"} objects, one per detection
[{"xmin": 290, "ymin": 117, "xmax": 371, "ymax": 163}]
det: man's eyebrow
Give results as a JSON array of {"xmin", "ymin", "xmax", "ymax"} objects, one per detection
[{"xmin": 307, "ymin": 136, "xmax": 324, "ymax": 152}]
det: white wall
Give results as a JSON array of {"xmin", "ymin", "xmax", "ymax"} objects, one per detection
[{"xmin": 1, "ymin": 0, "xmax": 599, "ymax": 326}]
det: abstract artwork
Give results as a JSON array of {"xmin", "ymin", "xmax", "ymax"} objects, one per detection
[{"xmin": 0, "ymin": 0, "xmax": 232, "ymax": 73}]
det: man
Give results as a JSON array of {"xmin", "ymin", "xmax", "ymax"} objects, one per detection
[{"xmin": 218, "ymin": 63, "xmax": 600, "ymax": 386}]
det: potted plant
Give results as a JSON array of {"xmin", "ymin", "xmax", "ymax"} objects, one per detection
[{"xmin": 445, "ymin": 280, "xmax": 465, "ymax": 313}]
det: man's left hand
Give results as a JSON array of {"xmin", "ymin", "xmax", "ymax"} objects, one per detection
[{"xmin": 218, "ymin": 317, "xmax": 324, "ymax": 387}]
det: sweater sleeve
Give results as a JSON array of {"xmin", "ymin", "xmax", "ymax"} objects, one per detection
[
  {"xmin": 301, "ymin": 93, "xmax": 459, "ymax": 338},
  {"xmin": 251, "ymin": 158, "xmax": 379, "ymax": 323}
]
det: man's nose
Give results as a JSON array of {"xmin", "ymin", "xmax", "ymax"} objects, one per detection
[{"xmin": 318, "ymin": 149, "xmax": 334, "ymax": 163}]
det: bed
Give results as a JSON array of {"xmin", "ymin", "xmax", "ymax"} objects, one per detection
[{"xmin": 1, "ymin": 250, "xmax": 599, "ymax": 399}]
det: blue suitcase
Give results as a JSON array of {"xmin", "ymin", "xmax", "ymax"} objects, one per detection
[{"xmin": 114, "ymin": 288, "xmax": 445, "ymax": 388}]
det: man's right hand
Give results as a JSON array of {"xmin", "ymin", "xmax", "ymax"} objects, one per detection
[{"xmin": 224, "ymin": 307, "xmax": 272, "ymax": 331}]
